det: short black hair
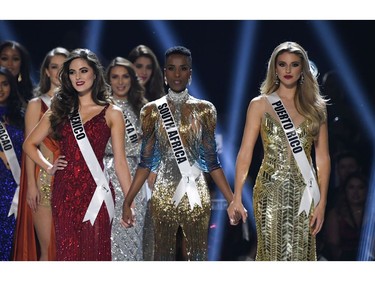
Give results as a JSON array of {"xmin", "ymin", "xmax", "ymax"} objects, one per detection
[{"xmin": 164, "ymin": 46, "xmax": 192, "ymax": 67}]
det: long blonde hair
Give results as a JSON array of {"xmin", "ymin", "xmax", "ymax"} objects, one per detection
[{"xmin": 260, "ymin": 41, "xmax": 327, "ymax": 137}]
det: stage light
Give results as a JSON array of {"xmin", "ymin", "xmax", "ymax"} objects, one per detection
[
  {"xmin": 0, "ymin": 21, "xmax": 17, "ymax": 41},
  {"xmin": 84, "ymin": 20, "xmax": 104, "ymax": 55},
  {"xmin": 312, "ymin": 20, "xmax": 375, "ymax": 261}
]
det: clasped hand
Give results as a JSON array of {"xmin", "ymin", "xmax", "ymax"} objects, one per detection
[
  {"xmin": 227, "ymin": 200, "xmax": 248, "ymax": 226},
  {"xmin": 121, "ymin": 201, "xmax": 136, "ymax": 228}
]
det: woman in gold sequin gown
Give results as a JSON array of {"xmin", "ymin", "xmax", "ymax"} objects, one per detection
[
  {"xmin": 228, "ymin": 42, "xmax": 330, "ymax": 261},
  {"xmin": 13, "ymin": 47, "xmax": 69, "ymax": 261},
  {"xmin": 122, "ymin": 46, "xmax": 235, "ymax": 261}
]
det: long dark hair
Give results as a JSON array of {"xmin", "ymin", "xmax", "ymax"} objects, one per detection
[
  {"xmin": 0, "ymin": 66, "xmax": 25, "ymax": 129},
  {"xmin": 50, "ymin": 48, "xmax": 111, "ymax": 139},
  {"xmin": 106, "ymin": 57, "xmax": 147, "ymax": 115},
  {"xmin": 128, "ymin": 44, "xmax": 164, "ymax": 101},
  {"xmin": 0, "ymin": 40, "xmax": 34, "ymax": 102}
]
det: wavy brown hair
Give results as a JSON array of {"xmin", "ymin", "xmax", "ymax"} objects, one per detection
[
  {"xmin": 128, "ymin": 44, "xmax": 164, "ymax": 101},
  {"xmin": 50, "ymin": 48, "xmax": 111, "ymax": 140},
  {"xmin": 105, "ymin": 57, "xmax": 147, "ymax": 115}
]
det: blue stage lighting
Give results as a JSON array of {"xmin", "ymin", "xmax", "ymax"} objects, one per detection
[
  {"xmin": 0, "ymin": 21, "xmax": 17, "ymax": 41},
  {"xmin": 312, "ymin": 20, "xmax": 375, "ymax": 261},
  {"xmin": 209, "ymin": 21, "xmax": 259, "ymax": 260},
  {"xmin": 84, "ymin": 20, "xmax": 104, "ymax": 54}
]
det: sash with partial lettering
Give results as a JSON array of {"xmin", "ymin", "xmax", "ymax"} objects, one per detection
[
  {"xmin": 121, "ymin": 109, "xmax": 139, "ymax": 146},
  {"xmin": 0, "ymin": 121, "xmax": 21, "ymax": 218},
  {"xmin": 120, "ymin": 106, "xmax": 148, "ymax": 200},
  {"xmin": 266, "ymin": 92, "xmax": 320, "ymax": 215},
  {"xmin": 155, "ymin": 96, "xmax": 202, "ymax": 209},
  {"xmin": 69, "ymin": 111, "xmax": 114, "ymax": 225}
]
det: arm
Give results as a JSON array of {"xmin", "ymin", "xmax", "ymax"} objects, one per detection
[
  {"xmin": 121, "ymin": 167, "xmax": 150, "ymax": 227},
  {"xmin": 22, "ymin": 110, "xmax": 67, "ymax": 176},
  {"xmin": 210, "ymin": 168, "xmax": 239, "ymax": 224},
  {"xmin": 106, "ymin": 105, "xmax": 132, "ymax": 200},
  {"xmin": 24, "ymin": 98, "xmax": 42, "ymax": 212},
  {"xmin": 228, "ymin": 97, "xmax": 263, "ymax": 223},
  {"xmin": 121, "ymin": 104, "xmax": 156, "ymax": 227},
  {"xmin": 210, "ymin": 168, "xmax": 233, "ymax": 203},
  {"xmin": 311, "ymin": 121, "xmax": 331, "ymax": 236}
]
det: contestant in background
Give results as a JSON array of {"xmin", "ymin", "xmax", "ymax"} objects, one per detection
[
  {"xmin": 0, "ymin": 67, "xmax": 25, "ymax": 260},
  {"xmin": 104, "ymin": 57, "xmax": 148, "ymax": 260},
  {"xmin": 0, "ymin": 40, "xmax": 34, "ymax": 104},
  {"xmin": 13, "ymin": 47, "xmax": 69, "ymax": 261},
  {"xmin": 128, "ymin": 44, "xmax": 165, "ymax": 260}
]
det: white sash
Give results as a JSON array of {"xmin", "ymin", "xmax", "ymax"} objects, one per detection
[
  {"xmin": 40, "ymin": 94, "xmax": 52, "ymax": 108},
  {"xmin": 155, "ymin": 96, "xmax": 202, "ymax": 210},
  {"xmin": 266, "ymin": 92, "xmax": 320, "ymax": 215},
  {"xmin": 122, "ymin": 111, "xmax": 139, "ymax": 145},
  {"xmin": 69, "ymin": 111, "xmax": 114, "ymax": 225},
  {"xmin": 0, "ymin": 121, "xmax": 21, "ymax": 218}
]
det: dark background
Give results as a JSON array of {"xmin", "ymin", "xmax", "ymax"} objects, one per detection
[
  {"xmin": 3, "ymin": 20, "xmax": 374, "ymax": 129},
  {"xmin": 2, "ymin": 20, "xmax": 374, "ymax": 261}
]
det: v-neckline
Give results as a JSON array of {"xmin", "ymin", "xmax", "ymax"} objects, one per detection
[{"xmin": 81, "ymin": 105, "xmax": 107, "ymax": 126}]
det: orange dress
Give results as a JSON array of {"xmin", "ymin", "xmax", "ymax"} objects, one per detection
[{"xmin": 13, "ymin": 101, "xmax": 59, "ymax": 260}]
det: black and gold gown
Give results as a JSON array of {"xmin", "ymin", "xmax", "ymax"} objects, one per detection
[
  {"xmin": 139, "ymin": 89, "xmax": 221, "ymax": 261},
  {"xmin": 253, "ymin": 98, "xmax": 317, "ymax": 261}
]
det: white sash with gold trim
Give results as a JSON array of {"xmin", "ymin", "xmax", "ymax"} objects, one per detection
[
  {"xmin": 267, "ymin": 92, "xmax": 320, "ymax": 215},
  {"xmin": 0, "ymin": 121, "xmax": 21, "ymax": 218},
  {"xmin": 69, "ymin": 111, "xmax": 114, "ymax": 225},
  {"xmin": 155, "ymin": 96, "xmax": 202, "ymax": 210}
]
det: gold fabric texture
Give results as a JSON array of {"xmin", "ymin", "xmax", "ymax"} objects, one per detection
[
  {"xmin": 139, "ymin": 91, "xmax": 220, "ymax": 260},
  {"xmin": 253, "ymin": 110, "xmax": 317, "ymax": 261}
]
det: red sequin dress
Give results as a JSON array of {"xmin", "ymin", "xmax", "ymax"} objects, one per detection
[{"xmin": 52, "ymin": 105, "xmax": 114, "ymax": 261}]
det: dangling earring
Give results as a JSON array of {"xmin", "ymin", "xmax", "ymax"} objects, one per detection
[
  {"xmin": 188, "ymin": 76, "xmax": 192, "ymax": 86},
  {"xmin": 299, "ymin": 73, "xmax": 305, "ymax": 85},
  {"xmin": 275, "ymin": 73, "xmax": 280, "ymax": 85},
  {"xmin": 17, "ymin": 73, "xmax": 22, "ymax": 82},
  {"xmin": 164, "ymin": 76, "xmax": 168, "ymax": 86}
]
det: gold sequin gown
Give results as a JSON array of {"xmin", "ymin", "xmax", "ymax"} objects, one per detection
[
  {"xmin": 139, "ymin": 89, "xmax": 221, "ymax": 261},
  {"xmin": 254, "ymin": 100, "xmax": 317, "ymax": 261}
]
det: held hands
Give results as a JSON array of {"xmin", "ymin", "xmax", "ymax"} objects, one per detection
[
  {"xmin": 121, "ymin": 201, "xmax": 136, "ymax": 228},
  {"xmin": 46, "ymin": 155, "xmax": 67, "ymax": 175},
  {"xmin": 227, "ymin": 200, "xmax": 248, "ymax": 226}
]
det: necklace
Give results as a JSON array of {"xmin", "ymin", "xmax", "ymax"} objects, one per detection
[{"xmin": 167, "ymin": 88, "xmax": 189, "ymax": 103}]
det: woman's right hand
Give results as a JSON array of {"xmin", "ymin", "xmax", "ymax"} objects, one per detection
[
  {"xmin": 46, "ymin": 155, "xmax": 67, "ymax": 175},
  {"xmin": 26, "ymin": 183, "xmax": 40, "ymax": 212},
  {"xmin": 227, "ymin": 200, "xmax": 248, "ymax": 225}
]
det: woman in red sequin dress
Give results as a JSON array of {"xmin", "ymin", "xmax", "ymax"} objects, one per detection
[{"xmin": 23, "ymin": 49, "xmax": 132, "ymax": 261}]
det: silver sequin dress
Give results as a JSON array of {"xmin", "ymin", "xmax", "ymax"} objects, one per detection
[{"xmin": 104, "ymin": 99, "xmax": 147, "ymax": 261}]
